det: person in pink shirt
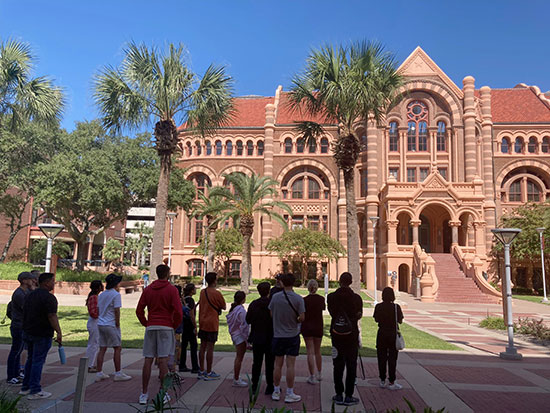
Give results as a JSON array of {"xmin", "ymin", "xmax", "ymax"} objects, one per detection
[{"xmin": 226, "ymin": 291, "xmax": 249, "ymax": 387}]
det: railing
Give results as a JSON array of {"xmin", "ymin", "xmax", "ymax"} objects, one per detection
[
  {"xmin": 452, "ymin": 245, "xmax": 501, "ymax": 302},
  {"xmin": 412, "ymin": 244, "xmax": 438, "ymax": 302}
]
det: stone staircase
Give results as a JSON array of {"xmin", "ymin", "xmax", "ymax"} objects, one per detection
[{"xmin": 431, "ymin": 253, "xmax": 499, "ymax": 304}]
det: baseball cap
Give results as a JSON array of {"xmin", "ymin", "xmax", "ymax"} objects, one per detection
[
  {"xmin": 105, "ymin": 273, "xmax": 123, "ymax": 289},
  {"xmin": 17, "ymin": 272, "xmax": 34, "ymax": 282}
]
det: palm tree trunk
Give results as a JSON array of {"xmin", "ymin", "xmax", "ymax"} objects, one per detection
[
  {"xmin": 343, "ymin": 169, "xmax": 361, "ymax": 292},
  {"xmin": 150, "ymin": 158, "xmax": 170, "ymax": 278},
  {"xmin": 241, "ymin": 234, "xmax": 252, "ymax": 293},
  {"xmin": 207, "ymin": 227, "xmax": 216, "ymax": 272}
]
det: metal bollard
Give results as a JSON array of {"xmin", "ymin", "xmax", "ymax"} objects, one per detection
[{"xmin": 72, "ymin": 357, "xmax": 88, "ymax": 413}]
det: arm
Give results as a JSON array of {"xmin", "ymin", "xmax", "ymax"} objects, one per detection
[
  {"xmin": 298, "ymin": 297, "xmax": 306, "ymax": 323},
  {"xmin": 114, "ymin": 307, "xmax": 120, "ymax": 328},
  {"xmin": 245, "ymin": 301, "xmax": 255, "ymax": 325},
  {"xmin": 173, "ymin": 289, "xmax": 183, "ymax": 329},
  {"xmin": 397, "ymin": 305, "xmax": 404, "ymax": 324},
  {"xmin": 135, "ymin": 292, "xmax": 148, "ymax": 327},
  {"xmin": 48, "ymin": 313, "xmax": 62, "ymax": 345},
  {"xmin": 355, "ymin": 295, "xmax": 363, "ymax": 320},
  {"xmin": 88, "ymin": 296, "xmax": 99, "ymax": 319},
  {"xmin": 219, "ymin": 291, "xmax": 227, "ymax": 310},
  {"xmin": 298, "ymin": 312, "xmax": 305, "ymax": 323}
]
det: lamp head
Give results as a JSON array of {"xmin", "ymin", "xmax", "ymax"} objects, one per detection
[
  {"xmin": 536, "ymin": 227, "xmax": 545, "ymax": 235},
  {"xmin": 369, "ymin": 216, "xmax": 380, "ymax": 227},
  {"xmin": 38, "ymin": 223, "xmax": 64, "ymax": 239},
  {"xmin": 491, "ymin": 228, "xmax": 521, "ymax": 246},
  {"xmin": 167, "ymin": 212, "xmax": 178, "ymax": 220}
]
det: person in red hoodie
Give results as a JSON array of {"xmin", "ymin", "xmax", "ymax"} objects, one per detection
[{"xmin": 136, "ymin": 264, "xmax": 183, "ymax": 405}]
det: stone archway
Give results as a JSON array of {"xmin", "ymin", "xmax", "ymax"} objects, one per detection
[
  {"xmin": 418, "ymin": 204, "xmax": 452, "ymax": 253},
  {"xmin": 398, "ymin": 264, "xmax": 409, "ymax": 292}
]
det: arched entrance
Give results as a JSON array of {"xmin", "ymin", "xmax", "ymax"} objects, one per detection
[
  {"xmin": 418, "ymin": 204, "xmax": 452, "ymax": 253},
  {"xmin": 398, "ymin": 264, "xmax": 409, "ymax": 292}
]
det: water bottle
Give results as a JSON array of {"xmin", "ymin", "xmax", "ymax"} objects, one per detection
[{"xmin": 58, "ymin": 344, "xmax": 66, "ymax": 365}]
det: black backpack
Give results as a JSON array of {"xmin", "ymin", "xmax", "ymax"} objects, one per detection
[{"xmin": 332, "ymin": 311, "xmax": 353, "ymax": 336}]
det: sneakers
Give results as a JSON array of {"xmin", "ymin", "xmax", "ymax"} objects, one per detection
[
  {"xmin": 379, "ymin": 380, "xmax": 386, "ymax": 388},
  {"xmin": 264, "ymin": 385, "xmax": 274, "ymax": 395},
  {"xmin": 202, "ymin": 371, "xmax": 220, "ymax": 381},
  {"xmin": 18, "ymin": 389, "xmax": 30, "ymax": 396},
  {"xmin": 344, "ymin": 396, "xmax": 360, "ymax": 406},
  {"xmin": 7, "ymin": 378, "xmax": 22, "ymax": 385},
  {"xmin": 197, "ymin": 370, "xmax": 204, "ymax": 380},
  {"xmin": 284, "ymin": 392, "xmax": 302, "ymax": 403},
  {"xmin": 332, "ymin": 394, "xmax": 344, "ymax": 405},
  {"xmin": 114, "ymin": 372, "xmax": 132, "ymax": 382},
  {"xmin": 27, "ymin": 391, "xmax": 52, "ymax": 400},
  {"xmin": 307, "ymin": 375, "xmax": 317, "ymax": 385},
  {"xmin": 179, "ymin": 366, "xmax": 191, "ymax": 373},
  {"xmin": 88, "ymin": 367, "xmax": 98, "ymax": 373},
  {"xmin": 315, "ymin": 371, "xmax": 323, "ymax": 381},
  {"xmin": 271, "ymin": 389, "xmax": 281, "ymax": 401},
  {"xmin": 95, "ymin": 372, "xmax": 110, "ymax": 382},
  {"xmin": 190, "ymin": 369, "xmax": 200, "ymax": 374},
  {"xmin": 163, "ymin": 393, "xmax": 171, "ymax": 404},
  {"xmin": 388, "ymin": 382, "xmax": 403, "ymax": 390},
  {"xmin": 232, "ymin": 378, "xmax": 248, "ymax": 387},
  {"xmin": 139, "ymin": 393, "xmax": 148, "ymax": 405}
]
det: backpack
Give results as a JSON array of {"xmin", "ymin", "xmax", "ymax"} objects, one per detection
[
  {"xmin": 182, "ymin": 297, "xmax": 192, "ymax": 320},
  {"xmin": 6, "ymin": 301, "xmax": 12, "ymax": 320},
  {"xmin": 332, "ymin": 311, "xmax": 353, "ymax": 336}
]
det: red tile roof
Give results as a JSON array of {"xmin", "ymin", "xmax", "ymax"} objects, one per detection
[
  {"xmin": 490, "ymin": 87, "xmax": 550, "ymax": 123},
  {"xmin": 275, "ymin": 92, "xmax": 336, "ymax": 125},
  {"xmin": 225, "ymin": 96, "xmax": 274, "ymax": 128}
]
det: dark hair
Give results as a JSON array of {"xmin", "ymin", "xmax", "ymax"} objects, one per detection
[
  {"xmin": 257, "ymin": 282, "xmax": 270, "ymax": 297},
  {"xmin": 86, "ymin": 280, "xmax": 103, "ymax": 305},
  {"xmin": 183, "ymin": 283, "xmax": 195, "ymax": 296},
  {"xmin": 156, "ymin": 264, "xmax": 170, "ymax": 279},
  {"xmin": 339, "ymin": 272, "xmax": 352, "ymax": 287},
  {"xmin": 382, "ymin": 287, "xmax": 395, "ymax": 303},
  {"xmin": 175, "ymin": 284, "xmax": 183, "ymax": 298},
  {"xmin": 205, "ymin": 271, "xmax": 217, "ymax": 286},
  {"xmin": 281, "ymin": 273, "xmax": 295, "ymax": 287},
  {"xmin": 39, "ymin": 272, "xmax": 55, "ymax": 284},
  {"xmin": 229, "ymin": 291, "xmax": 246, "ymax": 313}
]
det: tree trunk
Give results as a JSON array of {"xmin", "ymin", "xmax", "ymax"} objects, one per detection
[
  {"xmin": 241, "ymin": 234, "xmax": 252, "ymax": 293},
  {"xmin": 76, "ymin": 239, "xmax": 87, "ymax": 272},
  {"xmin": 0, "ymin": 230, "xmax": 18, "ymax": 263},
  {"xmin": 150, "ymin": 157, "xmax": 171, "ymax": 279},
  {"xmin": 224, "ymin": 259, "xmax": 229, "ymax": 285},
  {"xmin": 343, "ymin": 169, "xmax": 361, "ymax": 292},
  {"xmin": 207, "ymin": 227, "xmax": 216, "ymax": 272}
]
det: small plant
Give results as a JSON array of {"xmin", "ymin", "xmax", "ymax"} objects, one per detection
[
  {"xmin": 479, "ymin": 316, "xmax": 508, "ymax": 330},
  {"xmin": 386, "ymin": 397, "xmax": 446, "ymax": 413},
  {"xmin": 516, "ymin": 317, "xmax": 550, "ymax": 340},
  {"xmin": 132, "ymin": 372, "xmax": 183, "ymax": 413},
  {"xmin": 0, "ymin": 388, "xmax": 23, "ymax": 413}
]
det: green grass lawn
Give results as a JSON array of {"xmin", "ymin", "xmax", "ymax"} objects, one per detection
[
  {"xmin": 513, "ymin": 295, "xmax": 550, "ymax": 305},
  {"xmin": 0, "ymin": 304, "xmax": 458, "ymax": 357}
]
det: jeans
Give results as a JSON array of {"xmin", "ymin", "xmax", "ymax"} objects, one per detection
[
  {"xmin": 179, "ymin": 328, "xmax": 199, "ymax": 371},
  {"xmin": 86, "ymin": 317, "xmax": 99, "ymax": 368},
  {"xmin": 7, "ymin": 325, "xmax": 24, "ymax": 380},
  {"xmin": 21, "ymin": 333, "xmax": 52, "ymax": 394},
  {"xmin": 376, "ymin": 331, "xmax": 398, "ymax": 383},
  {"xmin": 332, "ymin": 335, "xmax": 358, "ymax": 398},
  {"xmin": 251, "ymin": 341, "xmax": 274, "ymax": 393}
]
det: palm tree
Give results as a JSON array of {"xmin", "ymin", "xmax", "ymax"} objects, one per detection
[
  {"xmin": 0, "ymin": 38, "xmax": 64, "ymax": 129},
  {"xmin": 93, "ymin": 42, "xmax": 234, "ymax": 276},
  {"xmin": 210, "ymin": 173, "xmax": 292, "ymax": 293},
  {"xmin": 189, "ymin": 189, "xmax": 230, "ymax": 273},
  {"xmin": 288, "ymin": 41, "xmax": 402, "ymax": 291}
]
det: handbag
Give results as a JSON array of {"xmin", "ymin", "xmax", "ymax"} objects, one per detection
[{"xmin": 395, "ymin": 303, "xmax": 405, "ymax": 350}]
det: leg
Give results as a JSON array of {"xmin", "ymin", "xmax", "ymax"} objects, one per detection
[
  {"xmin": 332, "ymin": 340, "xmax": 345, "ymax": 397},
  {"xmin": 179, "ymin": 332, "xmax": 189, "ymax": 370},
  {"xmin": 113, "ymin": 346, "xmax": 122, "ymax": 372},
  {"xmin": 233, "ymin": 342, "xmax": 247, "ymax": 380},
  {"xmin": 198, "ymin": 340, "xmax": 206, "ymax": 372},
  {"xmin": 21, "ymin": 337, "xmax": 33, "ymax": 391},
  {"xmin": 265, "ymin": 346, "xmax": 275, "ymax": 389},
  {"xmin": 189, "ymin": 333, "xmax": 199, "ymax": 371},
  {"xmin": 313, "ymin": 337, "xmax": 322, "ymax": 375},
  {"xmin": 28, "ymin": 337, "xmax": 52, "ymax": 394},
  {"xmin": 251, "ymin": 343, "xmax": 265, "ymax": 392},
  {"xmin": 142, "ymin": 357, "xmax": 154, "ymax": 394},
  {"xmin": 157, "ymin": 357, "xmax": 169, "ymax": 389},
  {"xmin": 273, "ymin": 356, "xmax": 284, "ymax": 387},
  {"xmin": 96, "ymin": 347, "xmax": 107, "ymax": 372},
  {"xmin": 7, "ymin": 326, "xmax": 24, "ymax": 380},
  {"xmin": 304, "ymin": 337, "xmax": 315, "ymax": 376},
  {"xmin": 388, "ymin": 348, "xmax": 399, "ymax": 384},
  {"xmin": 86, "ymin": 320, "xmax": 99, "ymax": 368},
  {"xmin": 344, "ymin": 341, "xmax": 358, "ymax": 398},
  {"xmin": 205, "ymin": 341, "xmax": 214, "ymax": 373},
  {"xmin": 376, "ymin": 333, "xmax": 389, "ymax": 382},
  {"xmin": 285, "ymin": 356, "xmax": 296, "ymax": 389}
]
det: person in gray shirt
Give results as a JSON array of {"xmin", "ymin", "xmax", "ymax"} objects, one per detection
[{"xmin": 268, "ymin": 273, "xmax": 305, "ymax": 403}]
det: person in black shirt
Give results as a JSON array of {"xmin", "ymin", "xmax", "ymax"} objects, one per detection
[
  {"xmin": 269, "ymin": 274, "xmax": 284, "ymax": 299},
  {"xmin": 246, "ymin": 282, "xmax": 274, "ymax": 395},
  {"xmin": 327, "ymin": 272, "xmax": 363, "ymax": 407},
  {"xmin": 20, "ymin": 273, "xmax": 62, "ymax": 400},
  {"xmin": 179, "ymin": 283, "xmax": 199, "ymax": 373},
  {"xmin": 373, "ymin": 287, "xmax": 404, "ymax": 390}
]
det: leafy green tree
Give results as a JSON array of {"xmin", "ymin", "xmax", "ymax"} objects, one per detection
[
  {"xmin": 28, "ymin": 239, "xmax": 71, "ymax": 264},
  {"xmin": 103, "ymin": 238, "xmax": 123, "ymax": 264},
  {"xmin": 0, "ymin": 38, "xmax": 64, "ymax": 130},
  {"xmin": 94, "ymin": 41, "xmax": 234, "ymax": 277},
  {"xmin": 266, "ymin": 228, "xmax": 346, "ymax": 285},
  {"xmin": 288, "ymin": 41, "xmax": 401, "ymax": 291},
  {"xmin": 211, "ymin": 173, "xmax": 292, "ymax": 292},
  {"xmin": 33, "ymin": 121, "xmax": 194, "ymax": 271},
  {"xmin": 194, "ymin": 227, "xmax": 243, "ymax": 282}
]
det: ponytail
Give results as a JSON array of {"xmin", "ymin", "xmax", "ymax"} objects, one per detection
[
  {"xmin": 229, "ymin": 291, "xmax": 246, "ymax": 313},
  {"xmin": 86, "ymin": 280, "xmax": 103, "ymax": 305}
]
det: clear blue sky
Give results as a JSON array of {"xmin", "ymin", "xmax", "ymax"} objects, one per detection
[{"xmin": 1, "ymin": 0, "xmax": 549, "ymax": 131}]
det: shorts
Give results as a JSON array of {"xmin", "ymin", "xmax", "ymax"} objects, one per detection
[
  {"xmin": 198, "ymin": 329, "xmax": 218, "ymax": 343},
  {"xmin": 98, "ymin": 325, "xmax": 121, "ymax": 347},
  {"xmin": 143, "ymin": 329, "xmax": 176, "ymax": 358},
  {"xmin": 272, "ymin": 335, "xmax": 300, "ymax": 357}
]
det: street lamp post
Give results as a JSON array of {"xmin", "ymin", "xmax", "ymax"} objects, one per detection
[
  {"xmin": 202, "ymin": 225, "xmax": 209, "ymax": 289},
  {"xmin": 536, "ymin": 227, "xmax": 548, "ymax": 303},
  {"xmin": 492, "ymin": 228, "xmax": 522, "ymax": 360},
  {"xmin": 38, "ymin": 223, "xmax": 64, "ymax": 273},
  {"xmin": 369, "ymin": 216, "xmax": 380, "ymax": 305},
  {"xmin": 167, "ymin": 212, "xmax": 178, "ymax": 268}
]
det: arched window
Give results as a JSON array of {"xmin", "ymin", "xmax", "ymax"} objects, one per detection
[
  {"xmin": 195, "ymin": 141, "xmax": 202, "ymax": 156},
  {"xmin": 236, "ymin": 140, "xmax": 243, "ymax": 156},
  {"xmin": 186, "ymin": 142, "xmax": 192, "ymax": 157},
  {"xmin": 308, "ymin": 138, "xmax": 317, "ymax": 153},
  {"xmin": 215, "ymin": 140, "xmax": 222, "ymax": 155},
  {"xmin": 501, "ymin": 137, "xmax": 510, "ymax": 153},
  {"xmin": 189, "ymin": 173, "xmax": 212, "ymax": 199},
  {"xmin": 226, "ymin": 141, "xmax": 233, "ymax": 156},
  {"xmin": 187, "ymin": 259, "xmax": 203, "ymax": 277},
  {"xmin": 509, "ymin": 180, "xmax": 521, "ymax": 202},
  {"xmin": 360, "ymin": 134, "xmax": 367, "ymax": 151},
  {"xmin": 291, "ymin": 178, "xmax": 303, "ymax": 199},
  {"xmin": 542, "ymin": 137, "xmax": 550, "ymax": 153},
  {"xmin": 320, "ymin": 138, "xmax": 329, "ymax": 153},
  {"xmin": 527, "ymin": 180, "xmax": 540, "ymax": 202},
  {"xmin": 246, "ymin": 140, "xmax": 254, "ymax": 156},
  {"xmin": 257, "ymin": 141, "xmax": 264, "ymax": 156},
  {"xmin": 205, "ymin": 140, "xmax": 212, "ymax": 155},
  {"xmin": 407, "ymin": 101, "xmax": 428, "ymax": 152},
  {"xmin": 308, "ymin": 179, "xmax": 320, "ymax": 199},
  {"xmin": 437, "ymin": 121, "xmax": 447, "ymax": 152},
  {"xmin": 528, "ymin": 137, "xmax": 538, "ymax": 153},
  {"xmin": 514, "ymin": 137, "xmax": 524, "ymax": 154},
  {"xmin": 389, "ymin": 122, "xmax": 398, "ymax": 152},
  {"xmin": 284, "ymin": 138, "xmax": 293, "ymax": 153},
  {"xmin": 296, "ymin": 138, "xmax": 305, "ymax": 153}
]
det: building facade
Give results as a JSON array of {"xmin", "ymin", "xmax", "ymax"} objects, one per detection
[{"xmin": 165, "ymin": 47, "xmax": 550, "ymax": 302}]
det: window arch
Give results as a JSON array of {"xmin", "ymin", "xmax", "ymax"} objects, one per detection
[
  {"xmin": 296, "ymin": 138, "xmax": 305, "ymax": 153},
  {"xmin": 205, "ymin": 140, "xmax": 212, "ymax": 156},
  {"xmin": 195, "ymin": 141, "xmax": 202, "ymax": 156},
  {"xmin": 187, "ymin": 259, "xmax": 204, "ymax": 277},
  {"xmin": 514, "ymin": 137, "xmax": 524, "ymax": 154},
  {"xmin": 528, "ymin": 137, "xmax": 537, "ymax": 153},
  {"xmin": 407, "ymin": 101, "xmax": 428, "ymax": 152},
  {"xmin": 527, "ymin": 180, "xmax": 541, "ymax": 202},
  {"xmin": 542, "ymin": 137, "xmax": 550, "ymax": 153},
  {"xmin": 188, "ymin": 173, "xmax": 212, "ymax": 199},
  {"xmin": 226, "ymin": 141, "xmax": 233, "ymax": 156},
  {"xmin": 389, "ymin": 122, "xmax": 398, "ymax": 152},
  {"xmin": 360, "ymin": 134, "xmax": 367, "ymax": 151},
  {"xmin": 291, "ymin": 178, "xmax": 304, "ymax": 199},
  {"xmin": 501, "ymin": 137, "xmax": 510, "ymax": 154},
  {"xmin": 308, "ymin": 138, "xmax": 317, "ymax": 154},
  {"xmin": 186, "ymin": 142, "xmax": 192, "ymax": 157},
  {"xmin": 308, "ymin": 179, "xmax": 320, "ymax": 199},
  {"xmin": 215, "ymin": 140, "xmax": 222, "ymax": 155},
  {"xmin": 282, "ymin": 166, "xmax": 330, "ymax": 201},
  {"xmin": 257, "ymin": 140, "xmax": 264, "ymax": 156},
  {"xmin": 437, "ymin": 121, "xmax": 447, "ymax": 152},
  {"xmin": 320, "ymin": 138, "xmax": 329, "ymax": 153},
  {"xmin": 236, "ymin": 140, "xmax": 243, "ymax": 156},
  {"xmin": 509, "ymin": 180, "xmax": 521, "ymax": 202},
  {"xmin": 246, "ymin": 140, "xmax": 254, "ymax": 156},
  {"xmin": 284, "ymin": 138, "xmax": 293, "ymax": 154}
]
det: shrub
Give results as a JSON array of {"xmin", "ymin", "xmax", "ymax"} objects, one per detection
[
  {"xmin": 516, "ymin": 317, "xmax": 550, "ymax": 340},
  {"xmin": 512, "ymin": 286, "xmax": 535, "ymax": 295},
  {"xmin": 479, "ymin": 316, "xmax": 507, "ymax": 330}
]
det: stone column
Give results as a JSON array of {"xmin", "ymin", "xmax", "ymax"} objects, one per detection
[
  {"xmin": 261, "ymin": 104, "xmax": 276, "ymax": 248},
  {"xmin": 473, "ymin": 221, "xmax": 487, "ymax": 256},
  {"xmin": 411, "ymin": 220, "xmax": 421, "ymax": 245},
  {"xmin": 463, "ymin": 76, "xmax": 477, "ymax": 181},
  {"xmin": 365, "ymin": 117, "xmax": 379, "ymax": 289},
  {"xmin": 449, "ymin": 220, "xmax": 461, "ymax": 247},
  {"xmin": 399, "ymin": 129, "xmax": 407, "ymax": 181},
  {"xmin": 387, "ymin": 220, "xmax": 399, "ymax": 250}
]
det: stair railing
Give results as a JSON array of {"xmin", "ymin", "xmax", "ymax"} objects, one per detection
[
  {"xmin": 413, "ymin": 244, "xmax": 438, "ymax": 302},
  {"xmin": 452, "ymin": 245, "xmax": 502, "ymax": 302}
]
